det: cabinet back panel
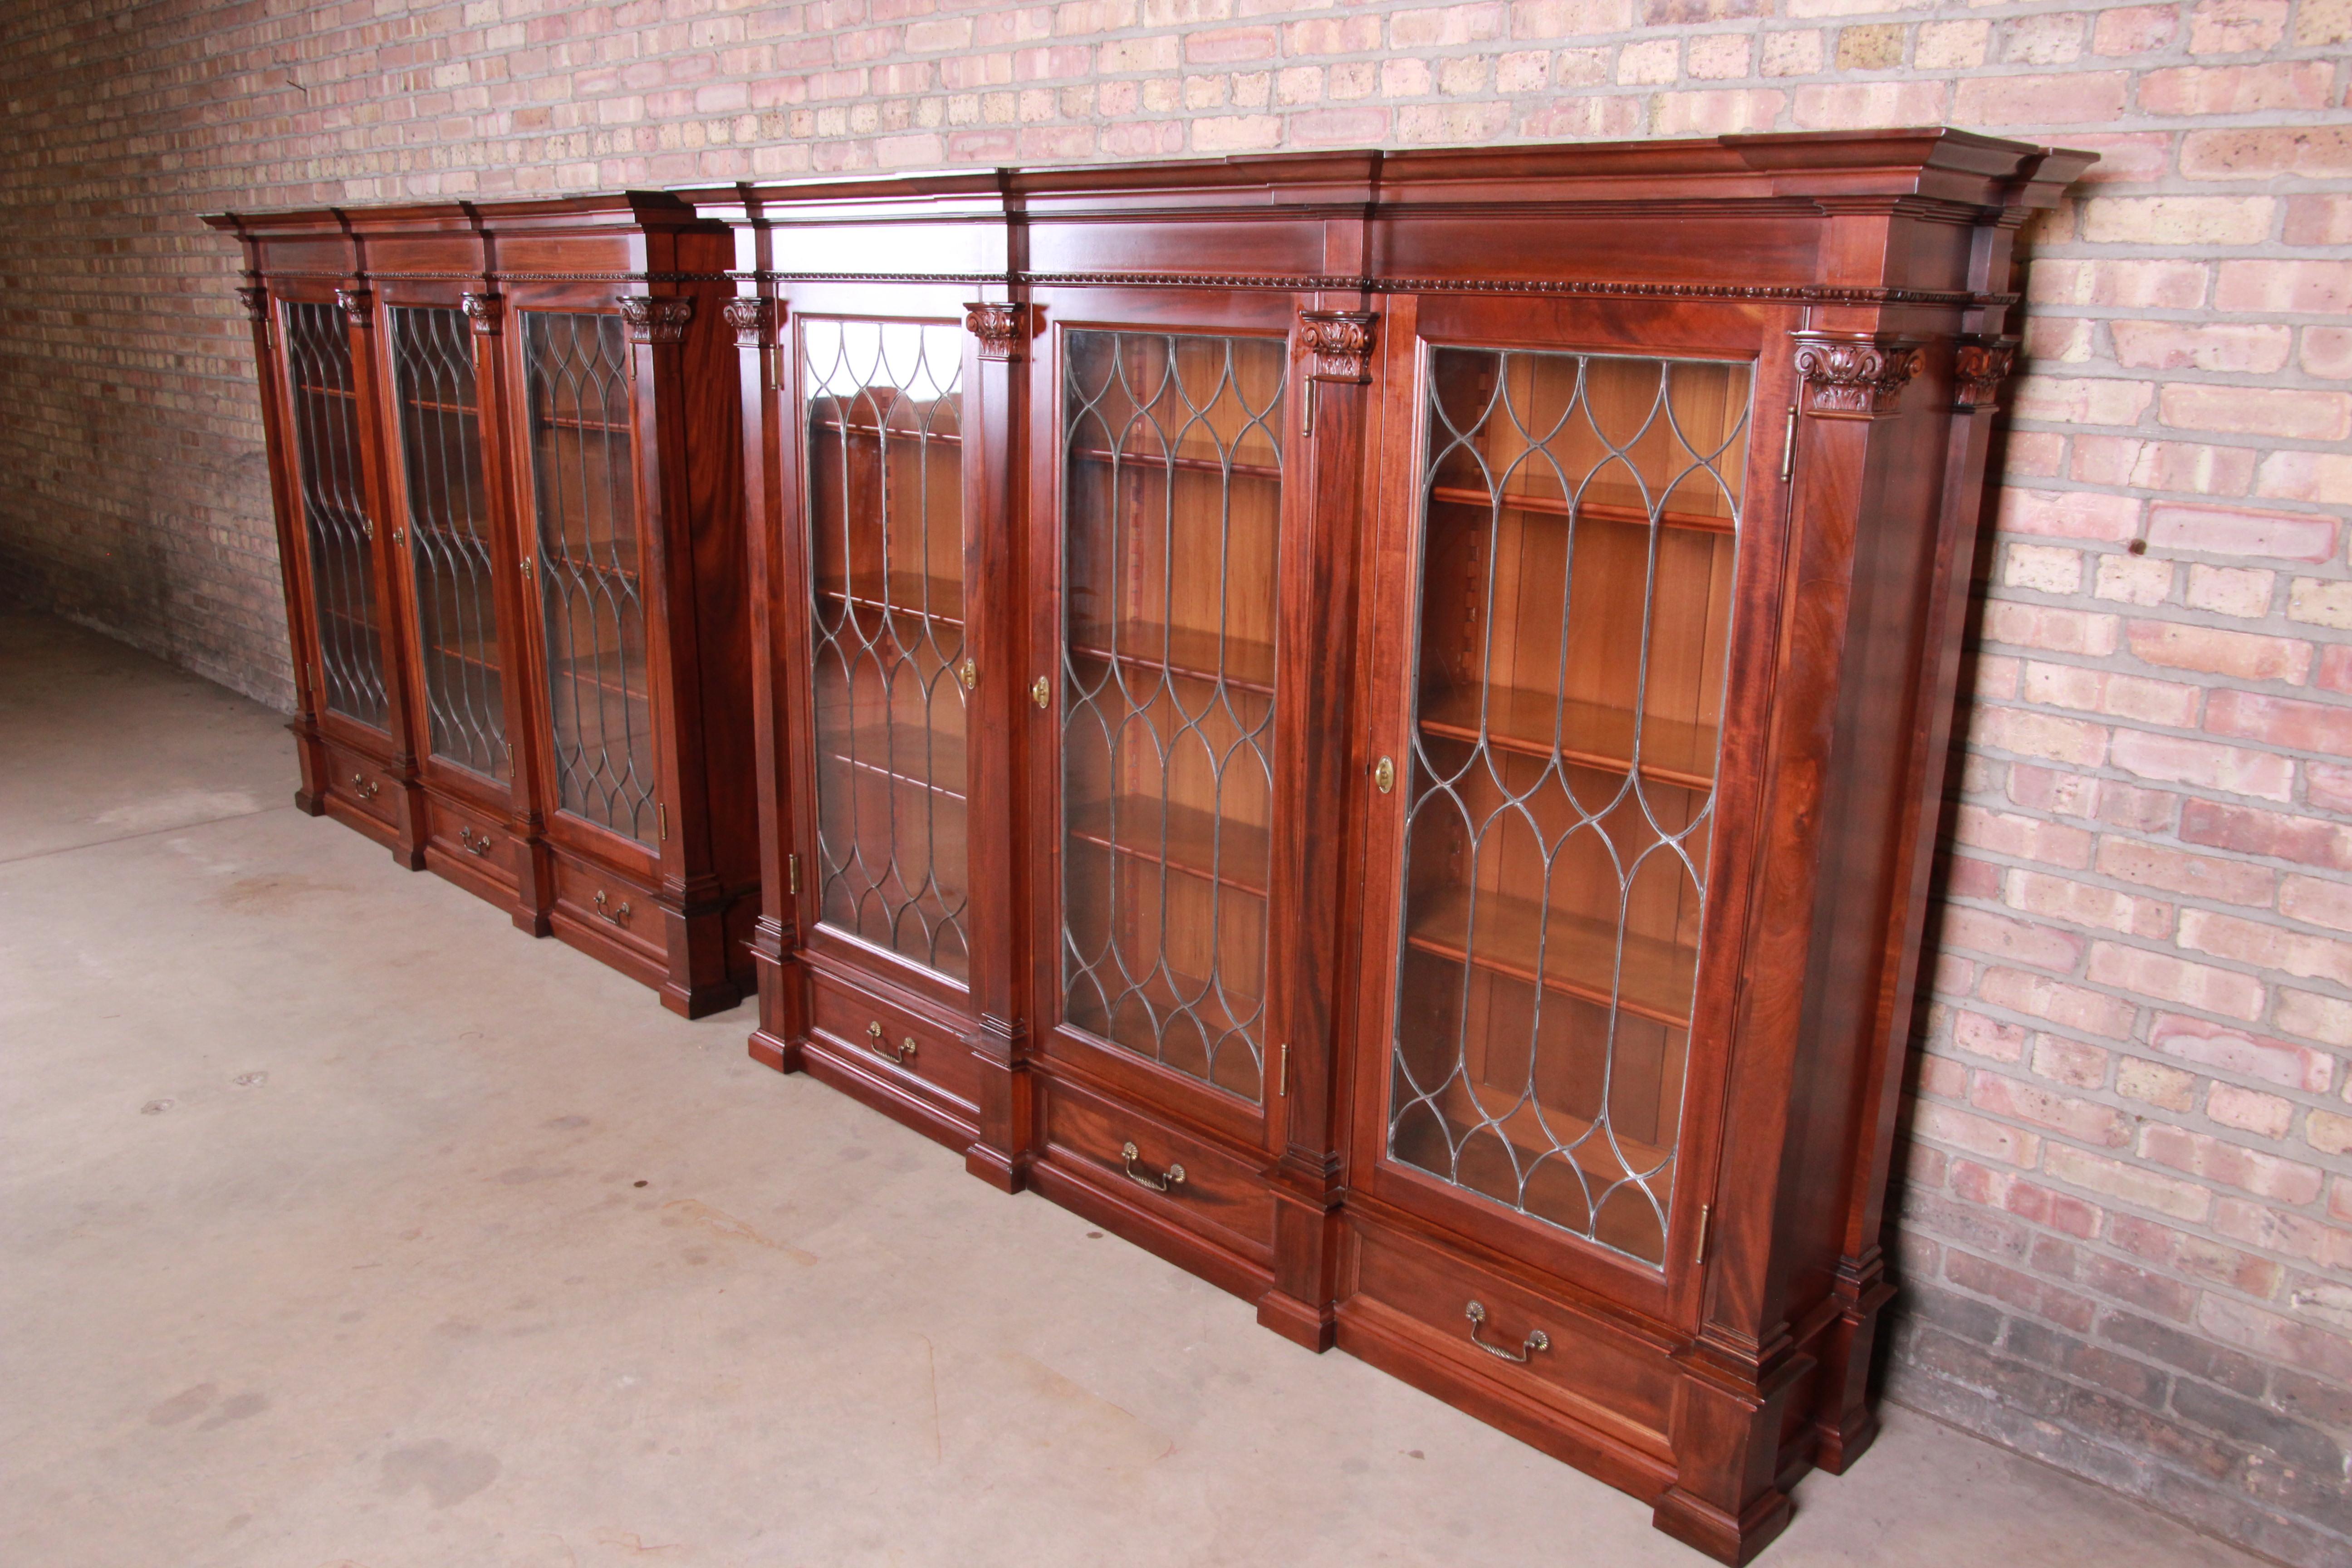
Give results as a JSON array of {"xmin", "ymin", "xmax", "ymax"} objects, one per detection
[
  {"xmin": 1058, "ymin": 328, "xmax": 1286, "ymax": 1106},
  {"xmin": 1388, "ymin": 343, "xmax": 1752, "ymax": 1269},
  {"xmin": 801, "ymin": 318, "xmax": 972, "ymax": 985},
  {"xmin": 523, "ymin": 310, "xmax": 658, "ymax": 846},
  {"xmin": 391, "ymin": 305, "xmax": 509, "ymax": 781},
  {"xmin": 282, "ymin": 300, "xmax": 390, "ymax": 730}
]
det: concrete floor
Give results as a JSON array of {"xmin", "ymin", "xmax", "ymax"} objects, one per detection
[{"xmin": 0, "ymin": 606, "xmax": 2255, "ymax": 1568}]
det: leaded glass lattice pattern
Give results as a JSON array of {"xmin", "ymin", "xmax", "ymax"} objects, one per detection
[
  {"xmin": 283, "ymin": 300, "xmax": 388, "ymax": 728},
  {"xmin": 804, "ymin": 319, "xmax": 970, "ymax": 981},
  {"xmin": 1060, "ymin": 330, "xmax": 1285, "ymax": 1103},
  {"xmin": 392, "ymin": 306, "xmax": 508, "ymax": 779},
  {"xmin": 1388, "ymin": 346, "xmax": 1751, "ymax": 1267},
  {"xmin": 523, "ymin": 311, "xmax": 655, "ymax": 844}
]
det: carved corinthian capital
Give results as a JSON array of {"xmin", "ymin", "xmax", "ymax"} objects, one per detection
[
  {"xmin": 1297, "ymin": 309, "xmax": 1377, "ymax": 384},
  {"xmin": 617, "ymin": 294, "xmax": 694, "ymax": 345},
  {"xmin": 461, "ymin": 291, "xmax": 503, "ymax": 336},
  {"xmin": 963, "ymin": 301, "xmax": 1030, "ymax": 361},
  {"xmin": 1953, "ymin": 336, "xmax": 2018, "ymax": 412},
  {"xmin": 334, "ymin": 286, "xmax": 373, "ymax": 327},
  {"xmin": 723, "ymin": 295, "xmax": 773, "ymax": 346},
  {"xmin": 1792, "ymin": 331, "xmax": 1923, "ymax": 420}
]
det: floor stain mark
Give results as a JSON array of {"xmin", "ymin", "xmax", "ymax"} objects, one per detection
[
  {"xmin": 378, "ymin": 1439, "xmax": 501, "ymax": 1508},
  {"xmin": 659, "ymin": 1199, "xmax": 818, "ymax": 1265}
]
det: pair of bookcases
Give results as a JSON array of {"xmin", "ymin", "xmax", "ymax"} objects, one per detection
[{"xmin": 214, "ymin": 130, "xmax": 2087, "ymax": 1561}]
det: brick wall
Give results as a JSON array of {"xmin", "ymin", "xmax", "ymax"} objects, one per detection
[{"xmin": 0, "ymin": 2, "xmax": 2345, "ymax": 1558}]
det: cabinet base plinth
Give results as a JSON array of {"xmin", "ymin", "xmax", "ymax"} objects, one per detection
[
  {"xmin": 1256, "ymin": 1289, "xmax": 1337, "ymax": 1352},
  {"xmin": 1651, "ymin": 1482, "xmax": 1794, "ymax": 1567}
]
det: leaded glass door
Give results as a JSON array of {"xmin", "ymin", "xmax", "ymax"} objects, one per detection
[
  {"xmin": 1055, "ymin": 328, "xmax": 1287, "ymax": 1106},
  {"xmin": 1375, "ymin": 335, "xmax": 1753, "ymax": 1271},
  {"xmin": 391, "ymin": 305, "xmax": 508, "ymax": 780},
  {"xmin": 283, "ymin": 299, "xmax": 390, "ymax": 730},
  {"xmin": 800, "ymin": 318, "xmax": 970, "ymax": 983},
  {"xmin": 521, "ymin": 311, "xmax": 657, "ymax": 845}
]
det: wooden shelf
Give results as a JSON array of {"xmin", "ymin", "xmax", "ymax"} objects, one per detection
[
  {"xmin": 533, "ymin": 413, "xmax": 633, "ymax": 436},
  {"xmin": 1429, "ymin": 483, "xmax": 1735, "ymax": 537},
  {"xmin": 1067, "ymin": 623, "xmax": 1276, "ymax": 697},
  {"xmin": 820, "ymin": 718, "xmax": 968, "ymax": 802},
  {"xmin": 1066, "ymin": 793, "xmax": 1269, "ymax": 897},
  {"xmin": 1070, "ymin": 446, "xmax": 1280, "ymax": 484},
  {"xmin": 810, "ymin": 418, "xmax": 961, "ymax": 446},
  {"xmin": 1406, "ymin": 883, "xmax": 1696, "ymax": 1031},
  {"xmin": 814, "ymin": 568, "xmax": 965, "ymax": 628},
  {"xmin": 404, "ymin": 397, "xmax": 479, "ymax": 418},
  {"xmin": 294, "ymin": 382, "xmax": 356, "ymax": 400},
  {"xmin": 1416, "ymin": 683, "xmax": 1719, "ymax": 792}
]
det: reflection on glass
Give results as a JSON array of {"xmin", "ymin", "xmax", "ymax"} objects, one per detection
[
  {"xmin": 1388, "ymin": 348, "xmax": 1751, "ymax": 1266},
  {"xmin": 392, "ymin": 306, "xmax": 507, "ymax": 779},
  {"xmin": 283, "ymin": 300, "xmax": 388, "ymax": 728},
  {"xmin": 524, "ymin": 311, "xmax": 655, "ymax": 844},
  {"xmin": 1060, "ymin": 330, "xmax": 1285, "ymax": 1103},
  {"xmin": 804, "ymin": 319, "xmax": 970, "ymax": 980}
]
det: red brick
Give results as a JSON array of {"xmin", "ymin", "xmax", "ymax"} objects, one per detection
[
  {"xmin": 2085, "ymin": 941, "xmax": 2266, "ymax": 1021},
  {"xmin": 2107, "ymin": 729, "xmax": 2296, "ymax": 802},
  {"xmin": 2180, "ymin": 127, "xmax": 2352, "ymax": 181},
  {"xmin": 2138, "ymin": 62, "xmax": 2336, "ymax": 114},
  {"xmin": 1954, "ymin": 71, "xmax": 2131, "ymax": 124},
  {"xmin": 2159, "ymin": 384, "xmax": 2352, "ymax": 443},
  {"xmin": 1953, "ymin": 805, "xmax": 2096, "ymax": 869},
  {"xmin": 2126, "ymin": 620, "xmax": 2313, "ymax": 684},
  {"xmin": 2179, "ymin": 907, "xmax": 2352, "ymax": 986},
  {"xmin": 2111, "ymin": 321, "xmax": 2294, "ymax": 374},
  {"xmin": 1980, "ymin": 601, "xmax": 2121, "ymax": 657},
  {"xmin": 2110, "ymin": 1214, "xmax": 2283, "ymax": 1296},
  {"xmin": 2285, "ymin": 195, "xmax": 2352, "ymax": 247},
  {"xmin": 2143, "ymin": 502, "xmax": 2338, "ymax": 564},
  {"xmin": 1971, "ymin": 1071, "xmax": 2132, "ymax": 1147},
  {"xmin": 1978, "ymin": 705, "xmax": 2112, "ymax": 768},
  {"xmin": 2215, "ymin": 259, "xmax": 2352, "ymax": 314},
  {"xmin": 2200, "ymin": 1298, "xmax": 2352, "ymax": 1383},
  {"xmin": 1952, "ymin": 1009, "xmax": 2030, "ymax": 1063},
  {"xmin": 1917, "ymin": 1101, "xmax": 2044, "ymax": 1168},
  {"xmin": 1978, "ymin": 965, "xmax": 2139, "ymax": 1036},
  {"xmin": 2150, "ymin": 1014, "xmax": 2334, "ymax": 1092},
  {"xmin": 2045, "ymin": 1143, "xmax": 2214, "ymax": 1222},
  {"xmin": 1945, "ymin": 906, "xmax": 2091, "ymax": 971},
  {"xmin": 2180, "ymin": 799, "xmax": 2352, "ymax": 871},
  {"xmin": 2140, "ymin": 1123, "xmax": 2326, "ymax": 1203},
  {"xmin": 2205, "ymin": 689, "xmax": 2352, "ymax": 755},
  {"xmin": 1945, "ymin": 1249, "xmax": 2098, "ymax": 1333},
  {"xmin": 2005, "ymin": 868, "xmax": 2173, "ymax": 940},
  {"xmin": 2212, "ymin": 1199, "xmax": 2352, "ymax": 1271}
]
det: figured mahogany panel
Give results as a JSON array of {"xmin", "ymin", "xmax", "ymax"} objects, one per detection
[{"xmin": 1386, "ymin": 346, "xmax": 1752, "ymax": 1269}]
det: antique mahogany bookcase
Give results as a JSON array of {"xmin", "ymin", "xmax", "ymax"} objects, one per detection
[
  {"xmin": 206, "ymin": 196, "xmax": 758, "ymax": 1016},
  {"xmin": 692, "ymin": 128, "xmax": 2089, "ymax": 1563}
]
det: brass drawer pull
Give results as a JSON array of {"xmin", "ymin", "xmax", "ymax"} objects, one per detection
[
  {"xmin": 1120, "ymin": 1141, "xmax": 1184, "ymax": 1193},
  {"xmin": 350, "ymin": 773, "xmax": 380, "ymax": 800},
  {"xmin": 865, "ymin": 1020, "xmax": 916, "ymax": 1064},
  {"xmin": 1465, "ymin": 1300, "xmax": 1549, "ymax": 1364},
  {"xmin": 593, "ymin": 890, "xmax": 631, "ymax": 925},
  {"xmin": 457, "ymin": 826, "xmax": 495, "ymax": 857}
]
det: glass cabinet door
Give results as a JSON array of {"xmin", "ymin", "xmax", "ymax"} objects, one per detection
[
  {"xmin": 282, "ymin": 301, "xmax": 389, "ymax": 729},
  {"xmin": 801, "ymin": 320, "xmax": 970, "ymax": 981},
  {"xmin": 1058, "ymin": 329, "xmax": 1286, "ymax": 1104},
  {"xmin": 391, "ymin": 306, "xmax": 507, "ymax": 779},
  {"xmin": 522, "ymin": 312, "xmax": 656, "ymax": 845},
  {"xmin": 1386, "ymin": 346, "xmax": 1752, "ymax": 1267}
]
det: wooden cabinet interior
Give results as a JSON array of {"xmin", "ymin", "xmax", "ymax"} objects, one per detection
[
  {"xmin": 208, "ymin": 195, "xmax": 760, "ymax": 1018},
  {"xmin": 696, "ymin": 130, "xmax": 2093, "ymax": 1567}
]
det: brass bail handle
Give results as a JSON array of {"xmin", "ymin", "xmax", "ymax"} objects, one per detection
[
  {"xmin": 1465, "ymin": 1300, "xmax": 1549, "ymax": 1364},
  {"xmin": 864, "ymin": 1020, "xmax": 916, "ymax": 1065},
  {"xmin": 1120, "ymin": 1141, "xmax": 1184, "ymax": 1193},
  {"xmin": 593, "ymin": 890, "xmax": 631, "ymax": 925}
]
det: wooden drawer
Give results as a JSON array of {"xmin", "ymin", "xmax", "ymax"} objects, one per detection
[
  {"xmin": 323, "ymin": 741, "xmax": 399, "ymax": 828},
  {"xmin": 1042, "ymin": 1074, "xmax": 1274, "ymax": 1264},
  {"xmin": 1343, "ymin": 1217, "xmax": 1676, "ymax": 1458},
  {"xmin": 807, "ymin": 968, "xmax": 982, "ymax": 1114},
  {"xmin": 422, "ymin": 790, "xmax": 515, "ymax": 884},
  {"xmin": 549, "ymin": 850, "xmax": 664, "ymax": 967}
]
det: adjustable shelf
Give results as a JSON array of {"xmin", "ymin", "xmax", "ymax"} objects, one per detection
[
  {"xmin": 1405, "ymin": 883, "xmax": 1697, "ymax": 1032},
  {"xmin": 1067, "ymin": 622, "xmax": 1276, "ymax": 697},
  {"xmin": 1416, "ymin": 684, "xmax": 1720, "ymax": 793},
  {"xmin": 1065, "ymin": 793, "xmax": 1270, "ymax": 897}
]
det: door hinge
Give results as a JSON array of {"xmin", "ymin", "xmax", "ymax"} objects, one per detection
[
  {"xmin": 788, "ymin": 852, "xmax": 800, "ymax": 896},
  {"xmin": 1779, "ymin": 405, "xmax": 1798, "ymax": 484},
  {"xmin": 658, "ymin": 802, "xmax": 668, "ymax": 841},
  {"xmin": 1278, "ymin": 1042, "xmax": 1290, "ymax": 1098},
  {"xmin": 1695, "ymin": 1203, "xmax": 1713, "ymax": 1266}
]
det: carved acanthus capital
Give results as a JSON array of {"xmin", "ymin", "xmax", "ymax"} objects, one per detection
[
  {"xmin": 334, "ymin": 286, "xmax": 374, "ymax": 327},
  {"xmin": 1792, "ymin": 331, "xmax": 1923, "ymax": 420},
  {"xmin": 235, "ymin": 286, "xmax": 270, "ymax": 325},
  {"xmin": 1953, "ymin": 336, "xmax": 2018, "ymax": 412},
  {"xmin": 461, "ymin": 291, "xmax": 503, "ymax": 336},
  {"xmin": 723, "ymin": 295, "xmax": 774, "ymax": 346},
  {"xmin": 1297, "ymin": 309, "xmax": 1377, "ymax": 384},
  {"xmin": 617, "ymin": 294, "xmax": 694, "ymax": 345},
  {"xmin": 963, "ymin": 301, "xmax": 1030, "ymax": 361}
]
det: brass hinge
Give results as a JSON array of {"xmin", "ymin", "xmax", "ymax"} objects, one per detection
[
  {"xmin": 1278, "ymin": 1042, "xmax": 1290, "ymax": 1098},
  {"xmin": 1695, "ymin": 1203, "xmax": 1713, "ymax": 1266},
  {"xmin": 1779, "ymin": 406, "xmax": 1798, "ymax": 483},
  {"xmin": 658, "ymin": 802, "xmax": 668, "ymax": 841},
  {"xmin": 788, "ymin": 852, "xmax": 800, "ymax": 896}
]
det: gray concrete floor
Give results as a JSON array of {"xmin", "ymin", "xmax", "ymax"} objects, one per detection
[{"xmin": 0, "ymin": 607, "xmax": 2251, "ymax": 1568}]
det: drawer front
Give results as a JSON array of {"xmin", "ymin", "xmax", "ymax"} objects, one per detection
[
  {"xmin": 807, "ymin": 969, "xmax": 982, "ymax": 1112},
  {"xmin": 1344, "ymin": 1219, "xmax": 1676, "ymax": 1454},
  {"xmin": 1043, "ymin": 1075, "xmax": 1274, "ymax": 1262},
  {"xmin": 548, "ymin": 851, "xmax": 664, "ymax": 963},
  {"xmin": 423, "ymin": 791, "xmax": 515, "ymax": 883},
  {"xmin": 324, "ymin": 742, "xmax": 399, "ymax": 827}
]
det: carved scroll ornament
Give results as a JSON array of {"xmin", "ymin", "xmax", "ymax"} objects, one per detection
[
  {"xmin": 1297, "ymin": 309, "xmax": 1377, "ymax": 384},
  {"xmin": 461, "ymin": 291, "xmax": 503, "ymax": 335},
  {"xmin": 1953, "ymin": 337, "xmax": 2018, "ymax": 411},
  {"xmin": 333, "ymin": 286, "xmax": 373, "ymax": 327},
  {"xmin": 722, "ymin": 295, "xmax": 774, "ymax": 345}
]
